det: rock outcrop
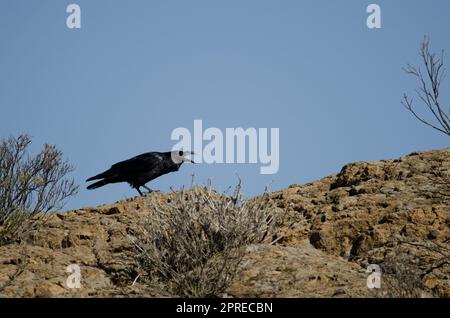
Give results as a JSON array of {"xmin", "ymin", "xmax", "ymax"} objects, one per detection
[
  {"xmin": 0, "ymin": 148, "xmax": 448, "ymax": 297},
  {"xmin": 270, "ymin": 148, "xmax": 449, "ymax": 297}
]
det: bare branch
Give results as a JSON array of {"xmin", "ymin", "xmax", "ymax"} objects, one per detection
[{"xmin": 402, "ymin": 36, "xmax": 450, "ymax": 136}]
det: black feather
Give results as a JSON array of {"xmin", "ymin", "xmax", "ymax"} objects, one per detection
[{"xmin": 86, "ymin": 151, "xmax": 184, "ymax": 196}]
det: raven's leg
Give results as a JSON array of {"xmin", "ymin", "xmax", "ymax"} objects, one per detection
[
  {"xmin": 143, "ymin": 185, "xmax": 154, "ymax": 193},
  {"xmin": 135, "ymin": 187, "xmax": 143, "ymax": 196}
]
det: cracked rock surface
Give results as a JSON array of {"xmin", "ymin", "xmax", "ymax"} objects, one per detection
[{"xmin": 0, "ymin": 148, "xmax": 448, "ymax": 297}]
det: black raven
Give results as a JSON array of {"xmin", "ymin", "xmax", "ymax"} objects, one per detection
[{"xmin": 86, "ymin": 150, "xmax": 194, "ymax": 196}]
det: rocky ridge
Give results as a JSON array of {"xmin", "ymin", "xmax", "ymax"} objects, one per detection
[{"xmin": 0, "ymin": 148, "xmax": 448, "ymax": 297}]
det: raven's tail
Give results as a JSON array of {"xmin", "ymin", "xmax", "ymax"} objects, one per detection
[
  {"xmin": 86, "ymin": 170, "xmax": 111, "ymax": 182},
  {"xmin": 87, "ymin": 179, "xmax": 109, "ymax": 190}
]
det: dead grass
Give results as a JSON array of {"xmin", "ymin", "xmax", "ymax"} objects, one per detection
[{"xmin": 131, "ymin": 183, "xmax": 282, "ymax": 297}]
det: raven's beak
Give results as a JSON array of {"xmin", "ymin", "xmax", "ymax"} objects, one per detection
[{"xmin": 184, "ymin": 151, "xmax": 196, "ymax": 164}]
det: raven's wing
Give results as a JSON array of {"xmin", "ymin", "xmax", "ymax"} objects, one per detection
[
  {"xmin": 109, "ymin": 152, "xmax": 164, "ymax": 176},
  {"xmin": 86, "ymin": 152, "xmax": 165, "ymax": 182}
]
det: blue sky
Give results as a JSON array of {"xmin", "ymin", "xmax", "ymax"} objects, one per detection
[{"xmin": 0, "ymin": 0, "xmax": 449, "ymax": 210}]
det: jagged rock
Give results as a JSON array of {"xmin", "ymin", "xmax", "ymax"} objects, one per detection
[
  {"xmin": 0, "ymin": 148, "xmax": 448, "ymax": 297},
  {"xmin": 270, "ymin": 148, "xmax": 449, "ymax": 297},
  {"xmin": 227, "ymin": 241, "xmax": 374, "ymax": 298}
]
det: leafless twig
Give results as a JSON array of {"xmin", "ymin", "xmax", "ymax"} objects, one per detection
[{"xmin": 402, "ymin": 36, "xmax": 450, "ymax": 136}]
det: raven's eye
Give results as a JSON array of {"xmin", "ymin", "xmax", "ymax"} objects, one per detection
[{"xmin": 179, "ymin": 151, "xmax": 183, "ymax": 156}]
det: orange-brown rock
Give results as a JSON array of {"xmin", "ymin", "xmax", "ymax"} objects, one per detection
[{"xmin": 0, "ymin": 148, "xmax": 448, "ymax": 297}]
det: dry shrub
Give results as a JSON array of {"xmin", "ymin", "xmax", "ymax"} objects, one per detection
[
  {"xmin": 378, "ymin": 240, "xmax": 449, "ymax": 298},
  {"xmin": 0, "ymin": 134, "xmax": 78, "ymax": 245},
  {"xmin": 131, "ymin": 183, "xmax": 282, "ymax": 297},
  {"xmin": 379, "ymin": 252, "xmax": 425, "ymax": 298}
]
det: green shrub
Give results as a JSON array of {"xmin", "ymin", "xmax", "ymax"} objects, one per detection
[{"xmin": 0, "ymin": 134, "xmax": 78, "ymax": 245}]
